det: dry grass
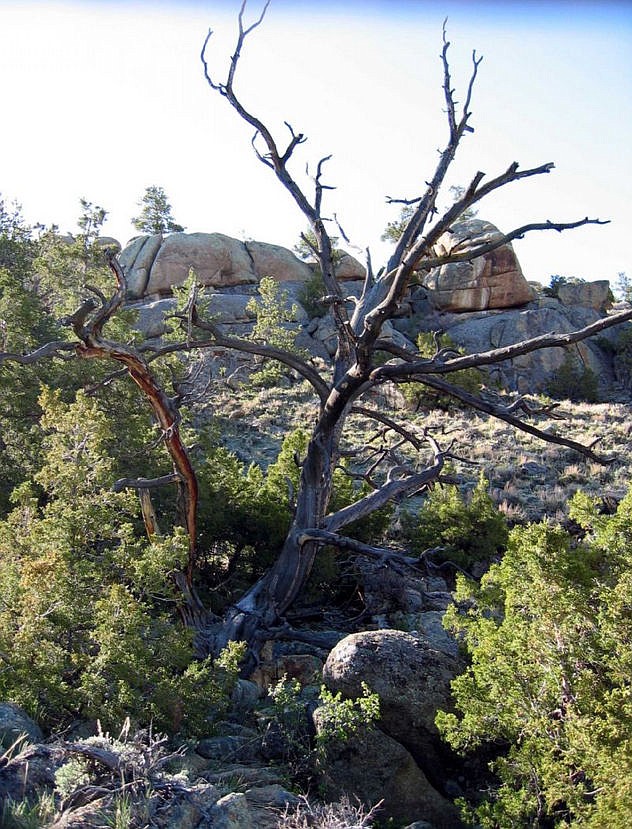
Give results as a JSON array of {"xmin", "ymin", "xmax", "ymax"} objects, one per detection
[
  {"xmin": 201, "ymin": 380, "xmax": 632, "ymax": 525},
  {"xmin": 277, "ymin": 795, "xmax": 381, "ymax": 828}
]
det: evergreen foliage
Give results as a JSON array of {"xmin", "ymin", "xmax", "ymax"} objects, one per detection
[
  {"xmin": 246, "ymin": 276, "xmax": 304, "ymax": 386},
  {"xmin": 0, "ymin": 389, "xmax": 242, "ymax": 735},
  {"xmin": 400, "ymin": 475, "xmax": 508, "ymax": 568},
  {"xmin": 131, "ymin": 185, "xmax": 184, "ymax": 235},
  {"xmin": 615, "ymin": 271, "xmax": 632, "ymax": 303},
  {"xmin": 546, "ymin": 350, "xmax": 599, "ymax": 402},
  {"xmin": 438, "ymin": 488, "xmax": 632, "ymax": 826}
]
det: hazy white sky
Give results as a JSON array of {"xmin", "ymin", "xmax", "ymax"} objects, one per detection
[{"xmin": 1, "ymin": 0, "xmax": 631, "ymax": 285}]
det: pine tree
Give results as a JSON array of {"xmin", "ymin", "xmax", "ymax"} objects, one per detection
[{"xmin": 131, "ymin": 185, "xmax": 184, "ymax": 235}]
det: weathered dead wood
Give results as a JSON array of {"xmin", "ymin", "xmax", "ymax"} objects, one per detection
[
  {"xmin": 0, "ymin": 340, "xmax": 75, "ymax": 365},
  {"xmin": 65, "ymin": 256, "xmax": 203, "ymax": 620},
  {"xmin": 374, "ymin": 308, "xmax": 632, "ymax": 381},
  {"xmin": 405, "ymin": 374, "xmax": 612, "ymax": 463},
  {"xmin": 190, "ymin": 2, "xmax": 632, "ymax": 664},
  {"xmin": 298, "ymin": 529, "xmax": 420, "ymax": 567},
  {"xmin": 112, "ymin": 473, "xmax": 180, "ymax": 492}
]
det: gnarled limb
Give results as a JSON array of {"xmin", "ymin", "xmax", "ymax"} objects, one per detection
[
  {"xmin": 373, "ymin": 308, "xmax": 632, "ymax": 381},
  {"xmin": 200, "ymin": 2, "xmax": 354, "ymax": 374},
  {"xmin": 407, "ymin": 374, "xmax": 611, "ymax": 463},
  {"xmin": 298, "ymin": 528, "xmax": 420, "ymax": 568},
  {"xmin": 68, "ymin": 256, "xmax": 202, "ymax": 606},
  {"xmin": 325, "ymin": 432, "xmax": 446, "ymax": 532},
  {"xmin": 0, "ymin": 340, "xmax": 75, "ymax": 365}
]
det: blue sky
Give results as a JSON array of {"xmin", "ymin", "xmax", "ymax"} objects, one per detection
[{"xmin": 1, "ymin": 0, "xmax": 631, "ymax": 285}]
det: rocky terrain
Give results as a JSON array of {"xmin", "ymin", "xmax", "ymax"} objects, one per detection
[
  {"xmin": 2, "ymin": 221, "xmax": 630, "ymax": 828},
  {"xmin": 120, "ymin": 219, "xmax": 625, "ymax": 397}
]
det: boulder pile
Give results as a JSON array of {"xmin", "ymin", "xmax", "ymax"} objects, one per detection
[{"xmin": 118, "ymin": 221, "xmax": 628, "ymax": 397}]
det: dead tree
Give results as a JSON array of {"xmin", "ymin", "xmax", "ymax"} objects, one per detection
[
  {"xmin": 2, "ymin": 3, "xmax": 632, "ymax": 667},
  {"xmin": 192, "ymin": 2, "xmax": 632, "ymax": 659}
]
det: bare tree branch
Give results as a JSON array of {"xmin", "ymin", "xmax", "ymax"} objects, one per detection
[
  {"xmin": 373, "ymin": 308, "xmax": 632, "ymax": 381},
  {"xmin": 351, "ymin": 405, "xmax": 427, "ymax": 452},
  {"xmin": 386, "ymin": 26, "xmax": 482, "ymax": 273},
  {"xmin": 0, "ymin": 340, "xmax": 76, "ymax": 365},
  {"xmin": 298, "ymin": 528, "xmax": 419, "ymax": 567},
  {"xmin": 325, "ymin": 432, "xmax": 446, "ymax": 532},
  {"xmin": 418, "ymin": 217, "xmax": 608, "ymax": 270},
  {"xmin": 200, "ymin": 1, "xmax": 353, "ymax": 363},
  {"xmin": 112, "ymin": 473, "xmax": 179, "ymax": 492},
  {"xmin": 407, "ymin": 374, "xmax": 612, "ymax": 463}
]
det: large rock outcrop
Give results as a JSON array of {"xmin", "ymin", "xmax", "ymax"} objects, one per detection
[
  {"xmin": 424, "ymin": 218, "xmax": 536, "ymax": 311},
  {"xmin": 119, "ymin": 232, "xmax": 365, "ymax": 299},
  {"xmin": 118, "ymin": 225, "xmax": 629, "ymax": 399}
]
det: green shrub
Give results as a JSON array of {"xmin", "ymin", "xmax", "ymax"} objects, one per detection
[
  {"xmin": 400, "ymin": 475, "xmax": 508, "ymax": 568},
  {"xmin": 546, "ymin": 350, "xmax": 599, "ymax": 402},
  {"xmin": 297, "ymin": 270, "xmax": 327, "ymax": 319},
  {"xmin": 0, "ymin": 390, "xmax": 244, "ymax": 735},
  {"xmin": 247, "ymin": 276, "xmax": 305, "ymax": 387},
  {"xmin": 268, "ymin": 675, "xmax": 380, "ymax": 780},
  {"xmin": 438, "ymin": 488, "xmax": 632, "ymax": 826}
]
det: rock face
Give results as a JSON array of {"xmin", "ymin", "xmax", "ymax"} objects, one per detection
[
  {"xmin": 557, "ymin": 279, "xmax": 611, "ymax": 312},
  {"xmin": 320, "ymin": 630, "xmax": 463, "ymax": 825},
  {"xmin": 0, "ymin": 743, "xmax": 65, "ymax": 804},
  {"xmin": 120, "ymin": 225, "xmax": 629, "ymax": 399},
  {"xmin": 313, "ymin": 713, "xmax": 459, "ymax": 827},
  {"xmin": 119, "ymin": 232, "xmax": 366, "ymax": 300},
  {"xmin": 0, "ymin": 702, "xmax": 43, "ymax": 747},
  {"xmin": 424, "ymin": 218, "xmax": 536, "ymax": 311},
  {"xmin": 147, "ymin": 233, "xmax": 258, "ymax": 294},
  {"xmin": 120, "ymin": 233, "xmax": 319, "ymax": 299},
  {"xmin": 433, "ymin": 300, "xmax": 610, "ymax": 394}
]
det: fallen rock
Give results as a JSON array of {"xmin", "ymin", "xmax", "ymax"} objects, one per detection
[
  {"xmin": 245, "ymin": 784, "xmax": 299, "ymax": 828},
  {"xmin": 49, "ymin": 797, "xmax": 114, "ymax": 829},
  {"xmin": 0, "ymin": 743, "xmax": 65, "ymax": 803},
  {"xmin": 209, "ymin": 791, "xmax": 253, "ymax": 828},
  {"xmin": 196, "ymin": 729, "xmax": 261, "ymax": 764},
  {"xmin": 250, "ymin": 639, "xmax": 327, "ymax": 690},
  {"xmin": 149, "ymin": 783, "xmax": 221, "ymax": 829},
  {"xmin": 424, "ymin": 219, "xmax": 535, "ymax": 311}
]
